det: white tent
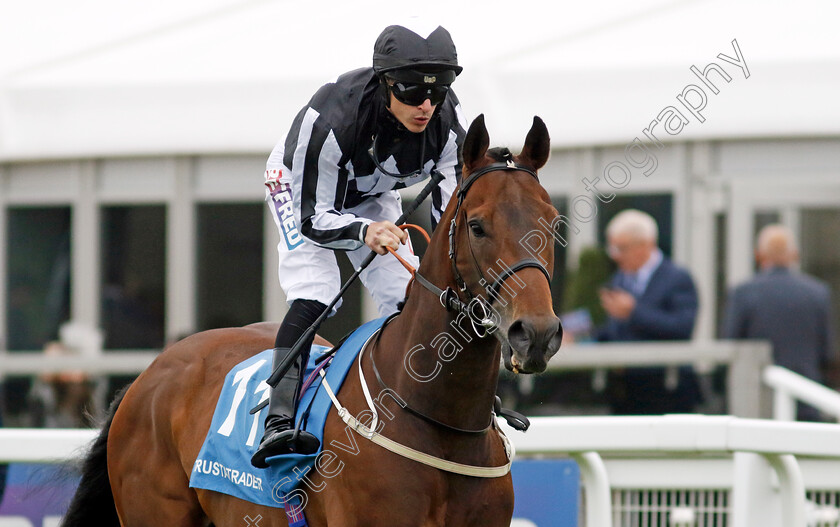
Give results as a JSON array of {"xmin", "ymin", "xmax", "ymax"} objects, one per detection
[{"xmin": 1, "ymin": 0, "xmax": 839, "ymax": 160}]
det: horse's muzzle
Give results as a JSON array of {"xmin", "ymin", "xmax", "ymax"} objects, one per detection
[{"xmin": 505, "ymin": 315, "xmax": 562, "ymax": 373}]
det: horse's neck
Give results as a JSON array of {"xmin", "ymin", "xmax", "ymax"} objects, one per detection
[{"xmin": 373, "ymin": 231, "xmax": 501, "ymax": 432}]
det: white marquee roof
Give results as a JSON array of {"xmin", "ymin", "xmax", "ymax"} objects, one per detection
[{"xmin": 1, "ymin": 0, "xmax": 839, "ymax": 160}]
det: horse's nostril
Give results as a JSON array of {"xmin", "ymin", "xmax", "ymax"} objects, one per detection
[
  {"xmin": 507, "ymin": 319, "xmax": 537, "ymax": 353},
  {"xmin": 507, "ymin": 320, "xmax": 531, "ymax": 352},
  {"xmin": 509, "ymin": 317, "xmax": 563, "ymax": 355}
]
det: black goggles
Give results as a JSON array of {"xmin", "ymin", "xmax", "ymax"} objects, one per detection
[{"xmin": 389, "ymin": 82, "xmax": 450, "ymax": 106}]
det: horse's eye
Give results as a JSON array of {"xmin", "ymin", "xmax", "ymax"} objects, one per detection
[{"xmin": 469, "ymin": 220, "xmax": 486, "ymax": 238}]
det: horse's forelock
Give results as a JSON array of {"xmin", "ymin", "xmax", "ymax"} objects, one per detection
[
  {"xmin": 486, "ymin": 147, "xmax": 513, "ymax": 162},
  {"xmin": 485, "ymin": 147, "xmax": 538, "ymax": 174}
]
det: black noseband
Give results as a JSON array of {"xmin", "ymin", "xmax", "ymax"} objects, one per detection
[{"xmin": 484, "ymin": 257, "xmax": 551, "ymax": 304}]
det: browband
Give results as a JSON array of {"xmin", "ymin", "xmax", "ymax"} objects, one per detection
[{"xmin": 457, "ymin": 160, "xmax": 539, "ymax": 200}]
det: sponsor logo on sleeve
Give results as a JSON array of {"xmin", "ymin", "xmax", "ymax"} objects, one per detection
[{"xmin": 266, "ymin": 170, "xmax": 303, "ymax": 250}]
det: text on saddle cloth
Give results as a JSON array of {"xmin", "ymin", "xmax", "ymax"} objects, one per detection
[{"xmin": 189, "ymin": 317, "xmax": 387, "ymax": 507}]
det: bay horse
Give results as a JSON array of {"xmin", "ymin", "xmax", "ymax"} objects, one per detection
[{"xmin": 62, "ymin": 114, "xmax": 562, "ymax": 527}]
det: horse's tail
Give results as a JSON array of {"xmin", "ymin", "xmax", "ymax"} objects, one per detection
[{"xmin": 61, "ymin": 385, "xmax": 130, "ymax": 526}]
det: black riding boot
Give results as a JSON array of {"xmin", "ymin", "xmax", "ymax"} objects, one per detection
[
  {"xmin": 250, "ymin": 348, "xmax": 320, "ymax": 468},
  {"xmin": 251, "ymin": 299, "xmax": 326, "ymax": 469}
]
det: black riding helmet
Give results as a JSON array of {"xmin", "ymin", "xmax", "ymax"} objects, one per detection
[{"xmin": 373, "ymin": 24, "xmax": 462, "ymax": 92}]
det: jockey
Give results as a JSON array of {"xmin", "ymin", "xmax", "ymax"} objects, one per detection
[{"xmin": 252, "ymin": 23, "xmax": 466, "ymax": 468}]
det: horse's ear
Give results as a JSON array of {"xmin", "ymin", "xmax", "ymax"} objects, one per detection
[
  {"xmin": 518, "ymin": 116, "xmax": 550, "ymax": 170},
  {"xmin": 463, "ymin": 114, "xmax": 490, "ymax": 172}
]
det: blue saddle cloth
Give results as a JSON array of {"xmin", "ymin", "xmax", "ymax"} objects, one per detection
[{"xmin": 189, "ymin": 317, "xmax": 385, "ymax": 507}]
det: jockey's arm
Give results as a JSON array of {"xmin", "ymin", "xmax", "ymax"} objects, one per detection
[{"xmin": 296, "ymin": 124, "xmax": 371, "ymax": 251}]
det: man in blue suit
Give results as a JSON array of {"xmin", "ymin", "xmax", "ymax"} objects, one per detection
[
  {"xmin": 723, "ymin": 224, "xmax": 836, "ymax": 421},
  {"xmin": 596, "ymin": 209, "xmax": 701, "ymax": 414}
]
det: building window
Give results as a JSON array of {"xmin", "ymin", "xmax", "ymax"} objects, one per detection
[
  {"xmin": 5, "ymin": 207, "xmax": 71, "ymax": 351},
  {"xmin": 197, "ymin": 204, "xmax": 264, "ymax": 331},
  {"xmin": 100, "ymin": 206, "xmax": 166, "ymax": 349},
  {"xmin": 4, "ymin": 207, "xmax": 71, "ymax": 419},
  {"xmin": 800, "ymin": 208, "xmax": 840, "ymax": 355}
]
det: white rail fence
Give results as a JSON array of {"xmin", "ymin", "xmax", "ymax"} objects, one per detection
[
  {"xmin": 0, "ymin": 351, "xmax": 158, "ymax": 376},
  {"xmin": 763, "ymin": 365, "xmax": 840, "ymax": 422},
  {"xmin": 501, "ymin": 415, "xmax": 840, "ymax": 527},
  {"xmin": 545, "ymin": 340, "xmax": 774, "ymax": 418},
  {"xmin": 2, "ymin": 416, "xmax": 840, "ymax": 527},
  {"xmin": 6, "ymin": 342, "xmax": 837, "ymax": 424},
  {"xmin": 4, "ymin": 341, "xmax": 840, "ymax": 526},
  {"xmin": 0, "ymin": 340, "xmax": 776, "ymax": 417},
  {"xmin": 0, "ymin": 428, "xmax": 95, "ymax": 464}
]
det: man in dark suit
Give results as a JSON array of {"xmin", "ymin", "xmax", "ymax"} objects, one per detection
[
  {"xmin": 723, "ymin": 224, "xmax": 836, "ymax": 421},
  {"xmin": 596, "ymin": 209, "xmax": 701, "ymax": 414}
]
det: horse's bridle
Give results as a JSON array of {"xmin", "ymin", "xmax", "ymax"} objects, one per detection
[
  {"xmin": 367, "ymin": 156, "xmax": 546, "ymax": 435},
  {"xmin": 412, "ymin": 154, "xmax": 552, "ymax": 337}
]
